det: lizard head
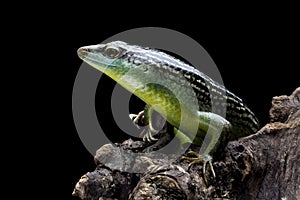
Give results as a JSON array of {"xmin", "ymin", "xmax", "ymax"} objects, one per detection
[{"xmin": 77, "ymin": 41, "xmax": 129, "ymax": 78}]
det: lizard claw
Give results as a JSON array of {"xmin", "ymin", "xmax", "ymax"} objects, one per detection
[
  {"xmin": 129, "ymin": 110, "xmax": 145, "ymax": 128},
  {"xmin": 130, "ymin": 110, "xmax": 159, "ymax": 143},
  {"xmin": 181, "ymin": 151, "xmax": 215, "ymax": 184},
  {"xmin": 142, "ymin": 127, "xmax": 159, "ymax": 142}
]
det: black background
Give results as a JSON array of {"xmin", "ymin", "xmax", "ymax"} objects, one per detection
[{"xmin": 22, "ymin": 8, "xmax": 299, "ymax": 200}]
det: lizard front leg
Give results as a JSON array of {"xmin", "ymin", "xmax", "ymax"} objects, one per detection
[{"xmin": 129, "ymin": 104, "xmax": 160, "ymax": 142}]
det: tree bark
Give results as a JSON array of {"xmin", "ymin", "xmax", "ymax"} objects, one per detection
[{"xmin": 72, "ymin": 87, "xmax": 300, "ymax": 200}]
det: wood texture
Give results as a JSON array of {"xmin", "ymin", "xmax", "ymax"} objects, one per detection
[{"xmin": 73, "ymin": 87, "xmax": 300, "ymax": 200}]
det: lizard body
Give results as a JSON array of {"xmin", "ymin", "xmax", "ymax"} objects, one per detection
[{"xmin": 77, "ymin": 41, "xmax": 259, "ymax": 168}]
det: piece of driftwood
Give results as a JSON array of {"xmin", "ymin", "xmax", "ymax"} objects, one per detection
[{"xmin": 72, "ymin": 87, "xmax": 300, "ymax": 200}]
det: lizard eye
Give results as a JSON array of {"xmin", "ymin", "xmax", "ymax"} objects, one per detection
[{"xmin": 105, "ymin": 46, "xmax": 120, "ymax": 59}]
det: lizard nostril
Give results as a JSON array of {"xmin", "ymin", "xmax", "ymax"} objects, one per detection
[{"xmin": 77, "ymin": 47, "xmax": 89, "ymax": 59}]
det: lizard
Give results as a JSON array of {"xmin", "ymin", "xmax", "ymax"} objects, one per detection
[{"xmin": 77, "ymin": 41, "xmax": 260, "ymax": 179}]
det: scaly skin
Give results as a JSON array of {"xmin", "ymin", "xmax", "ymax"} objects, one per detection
[{"xmin": 77, "ymin": 41, "xmax": 260, "ymax": 179}]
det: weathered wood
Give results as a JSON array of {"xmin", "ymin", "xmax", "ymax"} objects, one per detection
[{"xmin": 73, "ymin": 87, "xmax": 300, "ymax": 200}]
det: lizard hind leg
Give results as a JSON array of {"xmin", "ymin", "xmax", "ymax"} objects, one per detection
[{"xmin": 180, "ymin": 111, "xmax": 231, "ymax": 184}]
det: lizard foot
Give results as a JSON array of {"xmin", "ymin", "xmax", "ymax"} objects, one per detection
[
  {"xmin": 181, "ymin": 151, "xmax": 215, "ymax": 184},
  {"xmin": 141, "ymin": 125, "xmax": 159, "ymax": 142},
  {"xmin": 130, "ymin": 111, "xmax": 159, "ymax": 143},
  {"xmin": 129, "ymin": 110, "xmax": 145, "ymax": 127}
]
